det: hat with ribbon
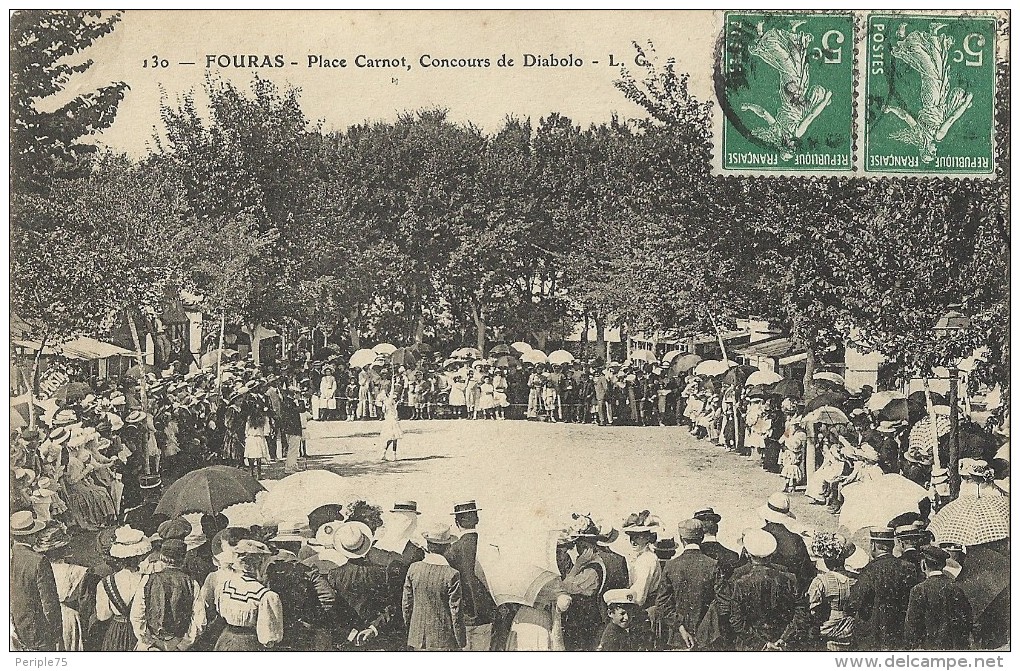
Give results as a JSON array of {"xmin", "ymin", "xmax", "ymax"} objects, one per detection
[
  {"xmin": 391, "ymin": 500, "xmax": 421, "ymax": 515},
  {"xmin": 48, "ymin": 427, "xmax": 71, "ymax": 444},
  {"xmin": 51, "ymin": 409, "xmax": 79, "ymax": 427},
  {"xmin": 32, "ymin": 525, "xmax": 71, "ymax": 553},
  {"xmin": 693, "ymin": 507, "xmax": 722, "ymax": 524},
  {"xmin": 420, "ymin": 523, "xmax": 458, "ymax": 545},
  {"xmin": 110, "ymin": 526, "xmax": 152, "ymax": 558},
  {"xmin": 333, "ymin": 521, "xmax": 375, "ymax": 559},
  {"xmin": 451, "ymin": 500, "xmax": 482, "ymax": 516},
  {"xmin": 758, "ymin": 493, "xmax": 797, "ymax": 526},
  {"xmin": 11, "ymin": 511, "xmax": 46, "ymax": 536},
  {"xmin": 622, "ymin": 510, "xmax": 662, "ymax": 534}
]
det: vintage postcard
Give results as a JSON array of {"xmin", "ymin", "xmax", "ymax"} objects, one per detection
[{"xmin": 8, "ymin": 8, "xmax": 1011, "ymax": 662}]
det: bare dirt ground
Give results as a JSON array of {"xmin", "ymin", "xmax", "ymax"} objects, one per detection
[{"xmin": 270, "ymin": 417, "xmax": 838, "ymax": 552}]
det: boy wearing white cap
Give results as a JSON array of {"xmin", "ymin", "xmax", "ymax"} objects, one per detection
[{"xmin": 596, "ymin": 589, "xmax": 638, "ymax": 651}]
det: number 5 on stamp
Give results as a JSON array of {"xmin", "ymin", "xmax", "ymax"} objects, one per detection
[
  {"xmin": 719, "ymin": 12, "xmax": 855, "ymax": 174},
  {"xmin": 864, "ymin": 14, "xmax": 997, "ymax": 176}
]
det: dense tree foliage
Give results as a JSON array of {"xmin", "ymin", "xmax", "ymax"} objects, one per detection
[{"xmin": 8, "ymin": 13, "xmax": 1010, "ymax": 393}]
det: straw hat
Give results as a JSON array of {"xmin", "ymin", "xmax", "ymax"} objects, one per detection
[
  {"xmin": 741, "ymin": 528, "xmax": 778, "ymax": 558},
  {"xmin": 10, "ymin": 511, "xmax": 46, "ymax": 536},
  {"xmin": 420, "ymin": 523, "xmax": 458, "ymax": 545},
  {"xmin": 110, "ymin": 526, "xmax": 152, "ymax": 558},
  {"xmin": 333, "ymin": 521, "xmax": 374, "ymax": 559},
  {"xmin": 758, "ymin": 493, "xmax": 797, "ymax": 526}
]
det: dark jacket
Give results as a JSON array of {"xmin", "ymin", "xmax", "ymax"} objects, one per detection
[
  {"xmin": 905, "ymin": 574, "xmax": 973, "ymax": 651},
  {"xmin": 763, "ymin": 522, "xmax": 815, "ymax": 592},
  {"xmin": 847, "ymin": 553, "xmax": 924, "ymax": 651},
  {"xmin": 183, "ymin": 543, "xmax": 216, "ymax": 586},
  {"xmin": 143, "ymin": 566, "xmax": 198, "ymax": 639},
  {"xmin": 327, "ymin": 557, "xmax": 402, "ymax": 650},
  {"xmin": 10, "ymin": 543, "xmax": 62, "ymax": 651},
  {"xmin": 596, "ymin": 622, "xmax": 636, "ymax": 651},
  {"xmin": 446, "ymin": 531, "xmax": 495, "ymax": 626},
  {"xmin": 402, "ymin": 557, "xmax": 466, "ymax": 651},
  {"xmin": 596, "ymin": 546, "xmax": 630, "ymax": 592},
  {"xmin": 656, "ymin": 548, "xmax": 718, "ymax": 648},
  {"xmin": 730, "ymin": 563, "xmax": 807, "ymax": 651}
]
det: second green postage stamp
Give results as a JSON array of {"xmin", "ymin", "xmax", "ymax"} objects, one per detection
[
  {"xmin": 720, "ymin": 12, "xmax": 855, "ymax": 174},
  {"xmin": 864, "ymin": 14, "xmax": 997, "ymax": 175}
]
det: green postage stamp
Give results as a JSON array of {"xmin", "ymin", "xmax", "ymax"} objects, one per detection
[
  {"xmin": 719, "ymin": 12, "xmax": 855, "ymax": 174},
  {"xmin": 864, "ymin": 14, "xmax": 997, "ymax": 176}
]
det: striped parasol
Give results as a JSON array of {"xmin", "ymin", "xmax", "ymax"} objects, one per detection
[{"xmin": 928, "ymin": 495, "xmax": 1010, "ymax": 546}]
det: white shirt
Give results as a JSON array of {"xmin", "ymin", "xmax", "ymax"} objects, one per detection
[{"xmin": 628, "ymin": 547, "xmax": 662, "ymax": 607}]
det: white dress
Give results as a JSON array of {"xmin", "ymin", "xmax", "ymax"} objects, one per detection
[
  {"xmin": 380, "ymin": 400, "xmax": 404, "ymax": 442},
  {"xmin": 243, "ymin": 417, "xmax": 272, "ymax": 460}
]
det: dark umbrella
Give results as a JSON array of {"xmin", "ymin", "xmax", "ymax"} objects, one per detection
[
  {"xmin": 494, "ymin": 355, "xmax": 522, "ymax": 370},
  {"xmin": 745, "ymin": 384, "xmax": 770, "ymax": 399},
  {"xmin": 489, "ymin": 344, "xmax": 512, "ymax": 356},
  {"xmin": 390, "ymin": 347, "xmax": 420, "ymax": 369},
  {"xmin": 770, "ymin": 378, "xmax": 803, "ymax": 398},
  {"xmin": 671, "ymin": 354, "xmax": 702, "ymax": 375},
  {"xmin": 155, "ymin": 466, "xmax": 265, "ymax": 516},
  {"xmin": 907, "ymin": 390, "xmax": 948, "ymax": 409},
  {"xmin": 810, "ymin": 377, "xmax": 847, "ymax": 395},
  {"xmin": 804, "ymin": 391, "xmax": 849, "ymax": 414},
  {"xmin": 719, "ymin": 364, "xmax": 757, "ymax": 387},
  {"xmin": 124, "ymin": 363, "xmax": 158, "ymax": 379},
  {"xmin": 875, "ymin": 399, "xmax": 910, "ymax": 423},
  {"xmin": 53, "ymin": 381, "xmax": 94, "ymax": 403}
]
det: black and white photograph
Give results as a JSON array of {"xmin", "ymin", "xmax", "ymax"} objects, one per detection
[{"xmin": 7, "ymin": 7, "xmax": 1012, "ymax": 662}]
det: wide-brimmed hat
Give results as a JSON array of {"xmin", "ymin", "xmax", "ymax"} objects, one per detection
[
  {"xmin": 845, "ymin": 545, "xmax": 870, "ymax": 574},
  {"xmin": 622, "ymin": 510, "xmax": 662, "ymax": 534},
  {"xmin": 876, "ymin": 420, "xmax": 902, "ymax": 433},
  {"xmin": 51, "ymin": 409, "xmax": 78, "ymax": 426},
  {"xmin": 333, "ymin": 521, "xmax": 374, "ymax": 559},
  {"xmin": 451, "ymin": 500, "xmax": 481, "ymax": 516},
  {"xmin": 109, "ymin": 392, "xmax": 127, "ymax": 406},
  {"xmin": 741, "ymin": 528, "xmax": 777, "ymax": 558},
  {"xmin": 32, "ymin": 525, "xmax": 71, "ymax": 553},
  {"xmin": 125, "ymin": 410, "xmax": 147, "ymax": 424},
  {"xmin": 11, "ymin": 511, "xmax": 46, "ymax": 536},
  {"xmin": 391, "ymin": 500, "xmax": 421, "ymax": 515},
  {"xmin": 759, "ymin": 493, "xmax": 797, "ymax": 526},
  {"xmin": 139, "ymin": 474, "xmax": 162, "ymax": 490},
  {"xmin": 420, "ymin": 523, "xmax": 458, "ymax": 545},
  {"xmin": 110, "ymin": 526, "xmax": 152, "ymax": 558},
  {"xmin": 271, "ymin": 520, "xmax": 309, "ymax": 543},
  {"xmin": 959, "ymin": 458, "xmax": 995, "ymax": 481},
  {"xmin": 234, "ymin": 539, "xmax": 273, "ymax": 556},
  {"xmin": 693, "ymin": 507, "xmax": 722, "ymax": 524},
  {"xmin": 48, "ymin": 427, "xmax": 71, "ymax": 444}
]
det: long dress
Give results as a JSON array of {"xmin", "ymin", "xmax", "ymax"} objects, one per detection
[
  {"xmin": 781, "ymin": 425, "xmax": 807, "ymax": 484},
  {"xmin": 96, "ymin": 569, "xmax": 143, "ymax": 651},
  {"xmin": 808, "ymin": 569, "xmax": 856, "ymax": 648},
  {"xmin": 52, "ymin": 561, "xmax": 90, "ymax": 652},
  {"xmin": 64, "ymin": 454, "xmax": 116, "ymax": 530},
  {"xmin": 213, "ymin": 574, "xmax": 284, "ymax": 651},
  {"xmin": 449, "ymin": 378, "xmax": 467, "ymax": 407}
]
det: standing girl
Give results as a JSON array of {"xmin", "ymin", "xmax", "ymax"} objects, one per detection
[
  {"xmin": 380, "ymin": 393, "xmax": 404, "ymax": 461},
  {"xmin": 243, "ymin": 400, "xmax": 272, "ymax": 480}
]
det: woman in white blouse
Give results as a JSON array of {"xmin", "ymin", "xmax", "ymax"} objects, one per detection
[
  {"xmin": 96, "ymin": 526, "xmax": 151, "ymax": 651},
  {"xmin": 213, "ymin": 539, "xmax": 283, "ymax": 651}
]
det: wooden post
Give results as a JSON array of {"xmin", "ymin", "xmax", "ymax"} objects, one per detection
[
  {"xmin": 705, "ymin": 310, "xmax": 728, "ymax": 363},
  {"xmin": 215, "ymin": 312, "xmax": 226, "ymax": 389}
]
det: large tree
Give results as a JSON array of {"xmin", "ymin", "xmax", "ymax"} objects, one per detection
[{"xmin": 10, "ymin": 10, "xmax": 128, "ymax": 191}]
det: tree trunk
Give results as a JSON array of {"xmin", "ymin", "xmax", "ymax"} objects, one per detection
[
  {"xmin": 126, "ymin": 311, "xmax": 151, "ymax": 476},
  {"xmin": 347, "ymin": 309, "xmax": 361, "ymax": 349},
  {"xmin": 535, "ymin": 330, "xmax": 549, "ymax": 352},
  {"xmin": 414, "ymin": 307, "xmax": 425, "ymax": 346},
  {"xmin": 470, "ymin": 300, "xmax": 486, "ymax": 353},
  {"xmin": 581, "ymin": 312, "xmax": 590, "ymax": 358},
  {"xmin": 27, "ymin": 329, "xmax": 50, "ymax": 430},
  {"xmin": 249, "ymin": 322, "xmax": 261, "ymax": 367},
  {"xmin": 595, "ymin": 313, "xmax": 607, "ymax": 363},
  {"xmin": 948, "ymin": 366, "xmax": 961, "ymax": 499},
  {"xmin": 803, "ymin": 348, "xmax": 817, "ymax": 398}
]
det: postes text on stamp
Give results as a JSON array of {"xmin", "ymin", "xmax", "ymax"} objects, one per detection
[
  {"xmin": 864, "ymin": 14, "xmax": 996, "ymax": 176},
  {"xmin": 719, "ymin": 12, "xmax": 855, "ymax": 174}
]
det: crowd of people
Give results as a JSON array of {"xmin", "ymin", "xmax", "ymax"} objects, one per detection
[
  {"xmin": 10, "ymin": 488, "xmax": 1006, "ymax": 652},
  {"xmin": 8, "ymin": 342, "xmax": 1010, "ymax": 653}
]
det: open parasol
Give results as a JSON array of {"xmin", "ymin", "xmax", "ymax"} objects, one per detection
[
  {"xmin": 53, "ymin": 381, "xmax": 94, "ymax": 404},
  {"xmin": 488, "ymin": 344, "xmax": 512, "ymax": 356},
  {"xmin": 865, "ymin": 390, "xmax": 907, "ymax": 412},
  {"xmin": 838, "ymin": 473, "xmax": 929, "ymax": 533},
  {"xmin": 770, "ymin": 377, "xmax": 803, "ymax": 398},
  {"xmin": 261, "ymin": 470, "xmax": 348, "ymax": 523},
  {"xmin": 661, "ymin": 350, "xmax": 683, "ymax": 364},
  {"xmin": 454, "ymin": 347, "xmax": 483, "ymax": 360},
  {"xmin": 349, "ymin": 348, "xmax": 377, "ymax": 368},
  {"xmin": 669, "ymin": 354, "xmax": 702, "ymax": 376},
  {"xmin": 493, "ymin": 355, "xmax": 521, "ymax": 370},
  {"xmin": 806, "ymin": 405, "xmax": 850, "ymax": 426},
  {"xmin": 719, "ymin": 364, "xmax": 758, "ymax": 387},
  {"xmin": 928, "ymin": 495, "xmax": 1009, "ymax": 546},
  {"xmin": 476, "ymin": 529, "xmax": 561, "ymax": 607},
  {"xmin": 390, "ymin": 347, "xmax": 420, "ymax": 369},
  {"xmin": 745, "ymin": 370, "xmax": 782, "ymax": 387},
  {"xmin": 200, "ymin": 348, "xmax": 239, "ymax": 367},
  {"xmin": 693, "ymin": 359, "xmax": 732, "ymax": 377},
  {"xmin": 548, "ymin": 350, "xmax": 575, "ymax": 365},
  {"xmin": 509, "ymin": 341, "xmax": 532, "ymax": 355},
  {"xmin": 156, "ymin": 466, "xmax": 265, "ymax": 516},
  {"xmin": 804, "ymin": 390, "xmax": 849, "ymax": 414},
  {"xmin": 372, "ymin": 343, "xmax": 397, "ymax": 355},
  {"xmin": 813, "ymin": 371, "xmax": 846, "ymax": 387},
  {"xmin": 521, "ymin": 349, "xmax": 549, "ymax": 365},
  {"xmin": 628, "ymin": 350, "xmax": 657, "ymax": 364}
]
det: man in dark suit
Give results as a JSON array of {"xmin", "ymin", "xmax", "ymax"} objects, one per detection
[
  {"xmin": 447, "ymin": 500, "xmax": 496, "ymax": 650},
  {"xmin": 758, "ymin": 493, "xmax": 815, "ymax": 592},
  {"xmin": 328, "ymin": 522, "xmax": 404, "ymax": 650},
  {"xmin": 694, "ymin": 507, "xmax": 740, "ymax": 572},
  {"xmin": 10, "ymin": 512, "xmax": 62, "ymax": 651},
  {"xmin": 402, "ymin": 524, "xmax": 466, "ymax": 651},
  {"xmin": 847, "ymin": 527, "xmax": 924, "ymax": 651},
  {"xmin": 595, "ymin": 527, "xmax": 630, "ymax": 592},
  {"xmin": 729, "ymin": 528, "xmax": 806, "ymax": 651},
  {"xmin": 905, "ymin": 546, "xmax": 973, "ymax": 650},
  {"xmin": 656, "ymin": 519, "xmax": 718, "ymax": 650}
]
